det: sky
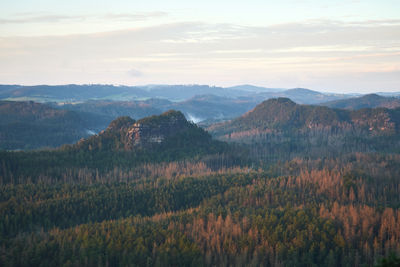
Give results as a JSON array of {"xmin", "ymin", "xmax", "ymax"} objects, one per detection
[{"xmin": 0, "ymin": 0, "xmax": 399, "ymax": 93}]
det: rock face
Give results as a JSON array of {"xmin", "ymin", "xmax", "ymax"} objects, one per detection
[{"xmin": 125, "ymin": 110, "xmax": 189, "ymax": 149}]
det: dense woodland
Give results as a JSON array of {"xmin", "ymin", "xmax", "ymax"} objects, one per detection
[
  {"xmin": 1, "ymin": 101, "xmax": 400, "ymax": 266},
  {"xmin": 322, "ymin": 94, "xmax": 400, "ymax": 110},
  {"xmin": 0, "ymin": 101, "xmax": 105, "ymax": 150}
]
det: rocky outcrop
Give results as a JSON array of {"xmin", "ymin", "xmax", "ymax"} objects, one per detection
[
  {"xmin": 125, "ymin": 110, "xmax": 189, "ymax": 149},
  {"xmin": 106, "ymin": 116, "xmax": 136, "ymax": 132},
  {"xmin": 73, "ymin": 110, "xmax": 197, "ymax": 151}
]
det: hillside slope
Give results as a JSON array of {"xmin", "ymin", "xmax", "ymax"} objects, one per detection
[
  {"xmin": 0, "ymin": 101, "xmax": 102, "ymax": 150},
  {"xmin": 208, "ymin": 98, "xmax": 400, "ymax": 141},
  {"xmin": 321, "ymin": 94, "xmax": 400, "ymax": 110}
]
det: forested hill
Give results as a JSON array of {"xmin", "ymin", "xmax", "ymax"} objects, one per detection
[
  {"xmin": 0, "ymin": 101, "xmax": 103, "ymax": 150},
  {"xmin": 0, "ymin": 110, "xmax": 231, "ymax": 184},
  {"xmin": 208, "ymin": 97, "xmax": 400, "ymax": 141},
  {"xmin": 70, "ymin": 110, "xmax": 220, "ymax": 153},
  {"xmin": 321, "ymin": 94, "xmax": 400, "ymax": 110}
]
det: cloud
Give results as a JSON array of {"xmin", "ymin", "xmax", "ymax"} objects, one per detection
[
  {"xmin": 0, "ymin": 15, "xmax": 85, "ymax": 24},
  {"xmin": 0, "ymin": 12, "xmax": 168, "ymax": 24},
  {"xmin": 261, "ymin": 18, "xmax": 400, "ymax": 35},
  {"xmin": 2, "ymin": 20, "xmax": 399, "ymax": 58},
  {"xmin": 0, "ymin": 19, "xmax": 399, "ymax": 91},
  {"xmin": 127, "ymin": 69, "xmax": 143, "ymax": 77},
  {"xmin": 102, "ymin": 12, "xmax": 167, "ymax": 21}
]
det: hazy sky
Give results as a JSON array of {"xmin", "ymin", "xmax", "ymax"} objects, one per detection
[{"xmin": 1, "ymin": 0, "xmax": 399, "ymax": 92}]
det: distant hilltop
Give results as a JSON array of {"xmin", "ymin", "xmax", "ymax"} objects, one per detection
[
  {"xmin": 208, "ymin": 97, "xmax": 400, "ymax": 142},
  {"xmin": 71, "ymin": 110, "xmax": 215, "ymax": 152}
]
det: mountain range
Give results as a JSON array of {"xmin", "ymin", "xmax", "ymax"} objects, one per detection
[
  {"xmin": 1, "ymin": 84, "xmax": 400, "ymax": 150},
  {"xmin": 0, "ymin": 84, "xmax": 353, "ymax": 103}
]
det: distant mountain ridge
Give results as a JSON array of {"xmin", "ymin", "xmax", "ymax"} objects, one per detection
[
  {"xmin": 2, "ymin": 84, "xmax": 388, "ymax": 125},
  {"xmin": 0, "ymin": 84, "xmax": 357, "ymax": 104},
  {"xmin": 226, "ymin": 84, "xmax": 283, "ymax": 93},
  {"xmin": 0, "ymin": 84, "xmax": 253, "ymax": 102},
  {"xmin": 2, "ymin": 84, "xmax": 400, "ymax": 150},
  {"xmin": 208, "ymin": 98, "xmax": 400, "ymax": 142},
  {"xmin": 321, "ymin": 94, "xmax": 400, "ymax": 110}
]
